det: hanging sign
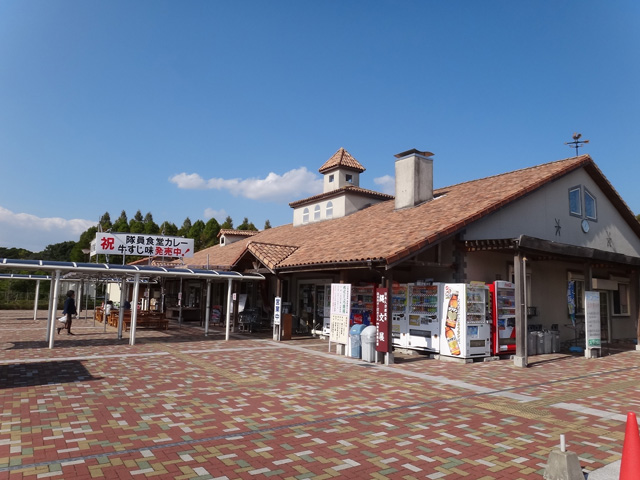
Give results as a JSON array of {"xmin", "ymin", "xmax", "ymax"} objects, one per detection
[
  {"xmin": 376, "ymin": 288, "xmax": 390, "ymax": 353},
  {"xmin": 584, "ymin": 291, "xmax": 601, "ymax": 348}
]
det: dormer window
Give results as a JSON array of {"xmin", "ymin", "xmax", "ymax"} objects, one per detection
[
  {"xmin": 346, "ymin": 174, "xmax": 353, "ymax": 183},
  {"xmin": 313, "ymin": 205, "xmax": 321, "ymax": 221},
  {"xmin": 326, "ymin": 201, "xmax": 333, "ymax": 219},
  {"xmin": 302, "ymin": 208, "xmax": 309, "ymax": 224}
]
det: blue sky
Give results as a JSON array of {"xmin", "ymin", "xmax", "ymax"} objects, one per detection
[{"xmin": 1, "ymin": 1, "xmax": 639, "ymax": 251}]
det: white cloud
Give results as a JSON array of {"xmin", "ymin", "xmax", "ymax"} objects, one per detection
[
  {"xmin": 169, "ymin": 167, "xmax": 323, "ymax": 203},
  {"xmin": 374, "ymin": 175, "xmax": 395, "ymax": 195},
  {"xmin": 0, "ymin": 206, "xmax": 96, "ymax": 252},
  {"xmin": 203, "ymin": 208, "xmax": 227, "ymax": 222}
]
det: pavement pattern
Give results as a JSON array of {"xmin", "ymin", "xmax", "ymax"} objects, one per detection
[{"xmin": 0, "ymin": 310, "xmax": 638, "ymax": 479}]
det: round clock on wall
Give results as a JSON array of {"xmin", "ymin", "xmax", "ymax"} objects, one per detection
[{"xmin": 581, "ymin": 219, "xmax": 590, "ymax": 233}]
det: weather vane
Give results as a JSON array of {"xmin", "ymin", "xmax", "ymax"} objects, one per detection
[{"xmin": 565, "ymin": 133, "xmax": 589, "ymax": 156}]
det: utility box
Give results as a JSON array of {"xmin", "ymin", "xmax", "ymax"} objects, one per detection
[{"xmin": 361, "ymin": 325, "xmax": 378, "ymax": 363}]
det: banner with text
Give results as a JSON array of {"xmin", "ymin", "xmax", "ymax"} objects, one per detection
[{"xmin": 94, "ymin": 233, "xmax": 194, "ymax": 258}]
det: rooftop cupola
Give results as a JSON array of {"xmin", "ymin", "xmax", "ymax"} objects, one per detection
[{"xmin": 319, "ymin": 147, "xmax": 365, "ymax": 193}]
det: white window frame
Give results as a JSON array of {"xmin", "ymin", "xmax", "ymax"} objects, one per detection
[
  {"xmin": 584, "ymin": 188, "xmax": 597, "ymax": 221},
  {"xmin": 302, "ymin": 208, "xmax": 309, "ymax": 224},
  {"xmin": 612, "ymin": 282, "xmax": 629, "ymax": 316},
  {"xmin": 313, "ymin": 205, "xmax": 321, "ymax": 221},
  {"xmin": 569, "ymin": 186, "xmax": 581, "ymax": 217},
  {"xmin": 326, "ymin": 201, "xmax": 333, "ymax": 219}
]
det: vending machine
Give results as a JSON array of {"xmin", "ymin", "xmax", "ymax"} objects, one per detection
[
  {"xmin": 488, "ymin": 281, "xmax": 516, "ymax": 355},
  {"xmin": 391, "ymin": 284, "xmax": 408, "ymax": 347},
  {"xmin": 440, "ymin": 283, "xmax": 491, "ymax": 358},
  {"xmin": 350, "ymin": 284, "xmax": 376, "ymax": 326},
  {"xmin": 406, "ymin": 283, "xmax": 442, "ymax": 352}
]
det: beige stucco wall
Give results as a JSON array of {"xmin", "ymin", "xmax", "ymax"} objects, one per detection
[{"xmin": 463, "ymin": 168, "xmax": 640, "ymax": 257}]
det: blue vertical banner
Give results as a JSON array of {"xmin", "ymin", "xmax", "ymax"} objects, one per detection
[{"xmin": 567, "ymin": 281, "xmax": 576, "ymax": 326}]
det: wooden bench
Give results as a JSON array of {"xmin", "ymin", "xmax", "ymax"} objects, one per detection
[{"xmin": 123, "ymin": 314, "xmax": 169, "ymax": 332}]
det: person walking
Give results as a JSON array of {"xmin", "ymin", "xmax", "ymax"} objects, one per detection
[{"xmin": 58, "ymin": 290, "xmax": 77, "ymax": 335}]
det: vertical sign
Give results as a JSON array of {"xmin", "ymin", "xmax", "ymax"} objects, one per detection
[
  {"xmin": 330, "ymin": 283, "xmax": 351, "ymax": 344},
  {"xmin": 273, "ymin": 297, "xmax": 281, "ymax": 326},
  {"xmin": 376, "ymin": 288, "xmax": 389, "ymax": 353},
  {"xmin": 584, "ymin": 291, "xmax": 601, "ymax": 349}
]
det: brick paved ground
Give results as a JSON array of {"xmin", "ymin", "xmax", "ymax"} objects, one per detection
[{"xmin": 0, "ymin": 310, "xmax": 638, "ymax": 479}]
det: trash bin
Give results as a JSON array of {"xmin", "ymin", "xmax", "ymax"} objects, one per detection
[
  {"xmin": 528, "ymin": 331, "xmax": 538, "ymax": 356},
  {"xmin": 542, "ymin": 330, "xmax": 552, "ymax": 354},
  {"xmin": 536, "ymin": 331, "xmax": 546, "ymax": 354},
  {"xmin": 551, "ymin": 330, "xmax": 560, "ymax": 353},
  {"xmin": 349, "ymin": 324, "xmax": 367, "ymax": 358},
  {"xmin": 361, "ymin": 325, "xmax": 378, "ymax": 363}
]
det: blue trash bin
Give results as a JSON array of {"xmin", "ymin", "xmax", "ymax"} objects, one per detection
[{"xmin": 349, "ymin": 324, "xmax": 367, "ymax": 358}]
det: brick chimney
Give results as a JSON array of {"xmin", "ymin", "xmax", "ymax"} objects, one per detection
[{"xmin": 394, "ymin": 149, "xmax": 434, "ymax": 210}]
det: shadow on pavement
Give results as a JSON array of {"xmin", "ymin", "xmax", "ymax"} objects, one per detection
[{"xmin": 0, "ymin": 360, "xmax": 102, "ymax": 388}]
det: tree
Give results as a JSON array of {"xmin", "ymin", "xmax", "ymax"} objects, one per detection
[
  {"xmin": 178, "ymin": 217, "xmax": 192, "ymax": 237},
  {"xmin": 220, "ymin": 216, "xmax": 233, "ymax": 230},
  {"xmin": 143, "ymin": 212, "xmax": 160, "ymax": 234},
  {"xmin": 129, "ymin": 210, "xmax": 144, "ymax": 234},
  {"xmin": 159, "ymin": 221, "xmax": 178, "ymax": 236},
  {"xmin": 41, "ymin": 241, "xmax": 75, "ymax": 261},
  {"xmin": 69, "ymin": 226, "xmax": 98, "ymax": 262},
  {"xmin": 264, "ymin": 219, "xmax": 272, "ymax": 230},
  {"xmin": 203, "ymin": 218, "xmax": 221, "ymax": 247},
  {"xmin": 237, "ymin": 217, "xmax": 257, "ymax": 231},
  {"xmin": 99, "ymin": 212, "xmax": 112, "ymax": 232},
  {"xmin": 112, "ymin": 210, "xmax": 129, "ymax": 232},
  {"xmin": 188, "ymin": 220, "xmax": 206, "ymax": 251}
]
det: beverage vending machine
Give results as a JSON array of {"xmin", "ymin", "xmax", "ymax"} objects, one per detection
[
  {"xmin": 488, "ymin": 281, "xmax": 516, "ymax": 355},
  {"xmin": 406, "ymin": 283, "xmax": 442, "ymax": 352},
  {"xmin": 440, "ymin": 283, "xmax": 491, "ymax": 358},
  {"xmin": 391, "ymin": 284, "xmax": 408, "ymax": 347},
  {"xmin": 350, "ymin": 284, "xmax": 376, "ymax": 326}
]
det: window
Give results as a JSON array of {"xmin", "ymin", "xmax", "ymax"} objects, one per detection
[
  {"xmin": 313, "ymin": 205, "xmax": 321, "ymax": 221},
  {"xmin": 328, "ymin": 174, "xmax": 334, "ymax": 183},
  {"xmin": 585, "ymin": 189, "xmax": 597, "ymax": 221},
  {"xmin": 326, "ymin": 201, "xmax": 333, "ymax": 219},
  {"xmin": 302, "ymin": 208, "xmax": 309, "ymax": 224},
  {"xmin": 346, "ymin": 174, "xmax": 353, "ymax": 183},
  {"xmin": 569, "ymin": 187, "xmax": 581, "ymax": 217},
  {"xmin": 612, "ymin": 283, "xmax": 629, "ymax": 315}
]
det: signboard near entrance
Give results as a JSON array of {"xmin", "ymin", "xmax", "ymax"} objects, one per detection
[
  {"xmin": 330, "ymin": 283, "xmax": 351, "ymax": 344},
  {"xmin": 273, "ymin": 297, "xmax": 281, "ymax": 326},
  {"xmin": 585, "ymin": 291, "xmax": 601, "ymax": 354},
  {"xmin": 376, "ymin": 288, "xmax": 390, "ymax": 353}
]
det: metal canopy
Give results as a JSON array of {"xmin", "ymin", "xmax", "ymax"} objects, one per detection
[
  {"xmin": 0, "ymin": 258, "xmax": 264, "ymax": 349},
  {"xmin": 0, "ymin": 258, "xmax": 264, "ymax": 282}
]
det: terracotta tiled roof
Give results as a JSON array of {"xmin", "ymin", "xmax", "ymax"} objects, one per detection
[
  {"xmin": 181, "ymin": 155, "xmax": 638, "ymax": 272},
  {"xmin": 289, "ymin": 185, "xmax": 394, "ymax": 208},
  {"xmin": 216, "ymin": 229, "xmax": 259, "ymax": 238},
  {"xmin": 247, "ymin": 242, "xmax": 298, "ymax": 270},
  {"xmin": 318, "ymin": 148, "xmax": 365, "ymax": 173}
]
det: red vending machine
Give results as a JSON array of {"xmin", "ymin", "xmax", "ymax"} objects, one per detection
[{"xmin": 489, "ymin": 281, "xmax": 516, "ymax": 355}]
